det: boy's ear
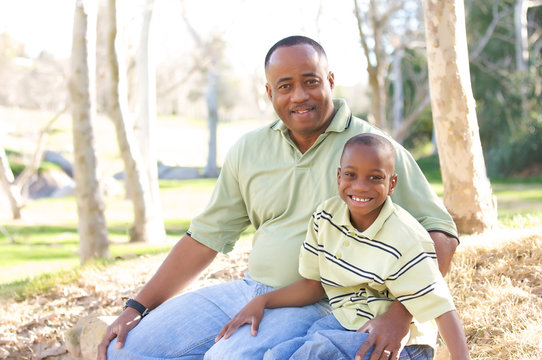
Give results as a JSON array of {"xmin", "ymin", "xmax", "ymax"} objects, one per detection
[{"xmin": 388, "ymin": 174, "xmax": 398, "ymax": 196}]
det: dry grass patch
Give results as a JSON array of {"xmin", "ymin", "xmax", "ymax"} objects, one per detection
[
  {"xmin": 448, "ymin": 227, "xmax": 542, "ymax": 359},
  {"xmin": 1, "ymin": 229, "xmax": 541, "ymax": 359}
]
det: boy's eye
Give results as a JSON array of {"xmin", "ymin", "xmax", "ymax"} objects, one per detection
[{"xmin": 369, "ymin": 175, "xmax": 384, "ymax": 181}]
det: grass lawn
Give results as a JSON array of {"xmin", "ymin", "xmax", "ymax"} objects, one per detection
[
  {"xmin": 416, "ymin": 155, "xmax": 542, "ymax": 228},
  {"xmin": 0, "ymin": 179, "xmax": 215, "ymax": 295},
  {"xmin": 1, "ymin": 156, "xmax": 541, "ymax": 298}
]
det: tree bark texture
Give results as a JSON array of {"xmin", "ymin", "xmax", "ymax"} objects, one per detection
[
  {"xmin": 0, "ymin": 145, "xmax": 22, "ymax": 219},
  {"xmin": 134, "ymin": 0, "xmax": 166, "ymax": 242},
  {"xmin": 69, "ymin": 0, "xmax": 109, "ymax": 263},
  {"xmin": 423, "ymin": 0, "xmax": 497, "ymax": 234},
  {"xmin": 204, "ymin": 61, "xmax": 219, "ymax": 178},
  {"xmin": 106, "ymin": 0, "xmax": 160, "ymax": 243}
]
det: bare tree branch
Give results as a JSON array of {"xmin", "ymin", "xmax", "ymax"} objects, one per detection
[
  {"xmin": 353, "ymin": 0, "xmax": 375, "ymax": 71},
  {"xmin": 470, "ymin": 2, "xmax": 512, "ymax": 60},
  {"xmin": 14, "ymin": 105, "xmax": 67, "ymax": 188},
  {"xmin": 157, "ymin": 60, "xmax": 207, "ymax": 98},
  {"xmin": 393, "ymin": 91, "xmax": 430, "ymax": 142}
]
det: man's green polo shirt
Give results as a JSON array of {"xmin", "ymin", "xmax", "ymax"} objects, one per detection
[
  {"xmin": 299, "ymin": 196, "xmax": 455, "ymax": 348},
  {"xmin": 187, "ymin": 99, "xmax": 457, "ymax": 289}
]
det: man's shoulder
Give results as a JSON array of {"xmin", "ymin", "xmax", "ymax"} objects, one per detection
[{"xmin": 229, "ymin": 120, "xmax": 281, "ymax": 151}]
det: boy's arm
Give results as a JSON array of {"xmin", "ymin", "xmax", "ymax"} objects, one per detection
[
  {"xmin": 215, "ymin": 278, "xmax": 325, "ymax": 341},
  {"xmin": 355, "ymin": 231, "xmax": 457, "ymax": 360},
  {"xmin": 435, "ymin": 310, "xmax": 470, "ymax": 360}
]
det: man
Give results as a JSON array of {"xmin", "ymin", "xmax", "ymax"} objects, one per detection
[{"xmin": 99, "ymin": 35, "xmax": 459, "ymax": 360}]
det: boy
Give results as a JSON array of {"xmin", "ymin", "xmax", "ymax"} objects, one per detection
[{"xmin": 215, "ymin": 134, "xmax": 470, "ymax": 360}]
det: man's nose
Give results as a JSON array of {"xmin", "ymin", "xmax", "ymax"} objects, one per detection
[{"xmin": 291, "ymin": 84, "xmax": 309, "ymax": 102}]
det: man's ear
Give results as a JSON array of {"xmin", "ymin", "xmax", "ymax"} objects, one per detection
[
  {"xmin": 265, "ymin": 83, "xmax": 272, "ymax": 101},
  {"xmin": 328, "ymin": 71, "xmax": 335, "ymax": 90},
  {"xmin": 337, "ymin": 167, "xmax": 341, "ymax": 185},
  {"xmin": 388, "ymin": 174, "xmax": 398, "ymax": 196}
]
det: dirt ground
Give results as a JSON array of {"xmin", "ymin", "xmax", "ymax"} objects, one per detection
[{"xmin": 0, "ymin": 240, "xmax": 251, "ymax": 360}]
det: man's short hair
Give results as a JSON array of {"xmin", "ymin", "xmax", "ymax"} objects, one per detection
[{"xmin": 264, "ymin": 35, "xmax": 327, "ymax": 69}]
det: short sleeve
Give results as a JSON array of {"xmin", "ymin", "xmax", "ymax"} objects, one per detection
[
  {"xmin": 298, "ymin": 211, "xmax": 321, "ymax": 281},
  {"xmin": 384, "ymin": 240, "xmax": 455, "ymax": 323},
  {"xmin": 187, "ymin": 144, "xmax": 251, "ymax": 253}
]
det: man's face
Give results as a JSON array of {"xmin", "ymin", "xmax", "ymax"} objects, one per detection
[
  {"xmin": 265, "ymin": 44, "xmax": 335, "ymax": 139},
  {"xmin": 337, "ymin": 143, "xmax": 397, "ymax": 232}
]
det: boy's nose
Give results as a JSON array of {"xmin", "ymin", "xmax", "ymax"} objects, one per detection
[{"xmin": 352, "ymin": 179, "xmax": 368, "ymax": 190}]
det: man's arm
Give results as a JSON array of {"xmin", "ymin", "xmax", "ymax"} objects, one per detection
[
  {"xmin": 430, "ymin": 231, "xmax": 459, "ymax": 276},
  {"xmin": 354, "ymin": 231, "xmax": 458, "ymax": 360},
  {"xmin": 97, "ymin": 234, "xmax": 218, "ymax": 360}
]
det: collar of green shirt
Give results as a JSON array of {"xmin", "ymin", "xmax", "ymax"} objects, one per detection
[{"xmin": 333, "ymin": 196, "xmax": 397, "ymax": 240}]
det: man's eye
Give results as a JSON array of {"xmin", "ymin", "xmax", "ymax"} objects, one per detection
[
  {"xmin": 306, "ymin": 79, "xmax": 319, "ymax": 86},
  {"xmin": 278, "ymin": 84, "xmax": 290, "ymax": 90}
]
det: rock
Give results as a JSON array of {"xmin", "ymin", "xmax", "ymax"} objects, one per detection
[
  {"xmin": 158, "ymin": 165, "xmax": 201, "ymax": 180},
  {"xmin": 43, "ymin": 150, "xmax": 74, "ymax": 178},
  {"xmin": 25, "ymin": 171, "xmax": 74, "ymax": 199},
  {"xmin": 64, "ymin": 315, "xmax": 116, "ymax": 360},
  {"xmin": 115, "ymin": 165, "xmax": 202, "ymax": 180}
]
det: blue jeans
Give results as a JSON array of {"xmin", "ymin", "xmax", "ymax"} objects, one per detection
[
  {"xmin": 106, "ymin": 276, "xmax": 330, "ymax": 359},
  {"xmin": 263, "ymin": 314, "xmax": 434, "ymax": 360}
]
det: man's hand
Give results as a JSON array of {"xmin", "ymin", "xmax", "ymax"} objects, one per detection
[
  {"xmin": 97, "ymin": 308, "xmax": 142, "ymax": 360},
  {"xmin": 214, "ymin": 296, "xmax": 266, "ymax": 342},
  {"xmin": 354, "ymin": 301, "xmax": 411, "ymax": 360}
]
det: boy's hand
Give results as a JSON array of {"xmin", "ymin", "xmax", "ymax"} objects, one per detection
[{"xmin": 215, "ymin": 296, "xmax": 266, "ymax": 342}]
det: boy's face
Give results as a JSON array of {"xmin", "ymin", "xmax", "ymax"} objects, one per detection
[{"xmin": 337, "ymin": 142, "xmax": 397, "ymax": 232}]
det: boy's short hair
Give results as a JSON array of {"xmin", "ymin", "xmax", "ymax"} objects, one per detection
[{"xmin": 340, "ymin": 133, "xmax": 396, "ymax": 167}]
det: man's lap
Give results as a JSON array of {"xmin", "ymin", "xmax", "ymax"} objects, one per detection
[
  {"xmin": 106, "ymin": 276, "xmax": 330, "ymax": 360},
  {"xmin": 264, "ymin": 314, "xmax": 434, "ymax": 360}
]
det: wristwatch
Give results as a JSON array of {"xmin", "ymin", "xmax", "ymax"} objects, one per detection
[{"xmin": 124, "ymin": 298, "xmax": 149, "ymax": 318}]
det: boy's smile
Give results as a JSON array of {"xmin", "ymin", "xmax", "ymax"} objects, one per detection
[{"xmin": 337, "ymin": 142, "xmax": 397, "ymax": 232}]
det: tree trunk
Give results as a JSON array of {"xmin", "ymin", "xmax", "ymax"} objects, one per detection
[
  {"xmin": 69, "ymin": 0, "xmax": 109, "ymax": 263},
  {"xmin": 203, "ymin": 60, "xmax": 219, "ymax": 178},
  {"xmin": 392, "ymin": 48, "xmax": 405, "ymax": 132},
  {"xmin": 134, "ymin": 0, "xmax": 165, "ymax": 243},
  {"xmin": 514, "ymin": 0, "xmax": 529, "ymax": 72},
  {"xmin": 0, "ymin": 145, "xmax": 22, "ymax": 219},
  {"xmin": 423, "ymin": 0, "xmax": 497, "ymax": 234},
  {"xmin": 106, "ymin": 0, "xmax": 158, "ymax": 243},
  {"xmin": 353, "ymin": 0, "xmax": 391, "ymax": 130}
]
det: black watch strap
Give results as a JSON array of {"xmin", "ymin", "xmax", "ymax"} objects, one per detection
[{"xmin": 124, "ymin": 298, "xmax": 149, "ymax": 318}]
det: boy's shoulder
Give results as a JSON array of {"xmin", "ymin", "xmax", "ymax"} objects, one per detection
[
  {"xmin": 382, "ymin": 201, "xmax": 435, "ymax": 248},
  {"xmin": 314, "ymin": 195, "xmax": 345, "ymax": 214}
]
